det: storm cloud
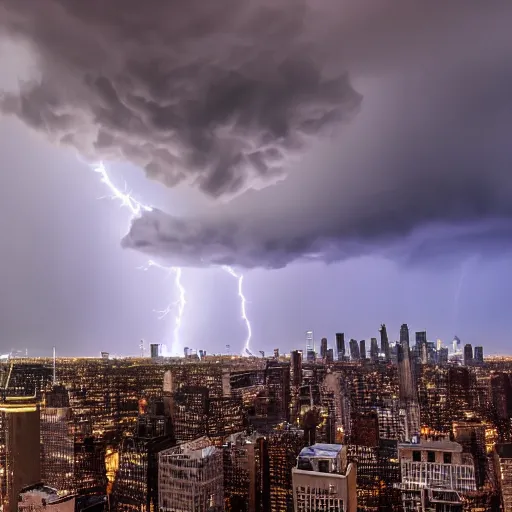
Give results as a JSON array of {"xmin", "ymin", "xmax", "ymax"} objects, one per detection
[
  {"xmin": 0, "ymin": 0, "xmax": 361, "ymax": 198},
  {"xmin": 2, "ymin": 1, "xmax": 512, "ymax": 269}
]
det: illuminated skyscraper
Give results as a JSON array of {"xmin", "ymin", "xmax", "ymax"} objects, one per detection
[
  {"xmin": 306, "ymin": 331, "xmax": 314, "ymax": 353},
  {"xmin": 41, "ymin": 386, "xmax": 74, "ymax": 494},
  {"xmin": 0, "ymin": 396, "xmax": 41, "ymax": 512},
  {"xmin": 158, "ymin": 437, "xmax": 224, "ymax": 511}
]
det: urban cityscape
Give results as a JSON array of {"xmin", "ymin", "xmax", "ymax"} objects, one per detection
[{"xmin": 1, "ymin": 327, "xmax": 512, "ymax": 511}]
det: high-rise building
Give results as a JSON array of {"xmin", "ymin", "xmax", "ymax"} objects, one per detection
[
  {"xmin": 335, "ymin": 333, "xmax": 346, "ymax": 362},
  {"xmin": 158, "ymin": 437, "xmax": 224, "ymax": 511},
  {"xmin": 306, "ymin": 331, "xmax": 314, "ymax": 353},
  {"xmin": 320, "ymin": 338, "xmax": 328, "ymax": 359},
  {"xmin": 495, "ymin": 443, "xmax": 512, "ymax": 512},
  {"xmin": 400, "ymin": 324, "xmax": 410, "ymax": 346},
  {"xmin": 437, "ymin": 347, "xmax": 449, "ymax": 366},
  {"xmin": 359, "ymin": 340, "xmax": 366, "ymax": 361},
  {"xmin": 0, "ymin": 396, "xmax": 41, "ymax": 512},
  {"xmin": 397, "ymin": 437, "xmax": 477, "ymax": 511},
  {"xmin": 474, "ymin": 346, "xmax": 484, "ymax": 364},
  {"xmin": 41, "ymin": 386, "xmax": 74, "ymax": 494},
  {"xmin": 292, "ymin": 444, "xmax": 357, "ymax": 511},
  {"xmin": 349, "ymin": 340, "xmax": 360, "ymax": 361},
  {"xmin": 397, "ymin": 324, "xmax": 420, "ymax": 441},
  {"xmin": 415, "ymin": 331, "xmax": 428, "ymax": 365},
  {"xmin": 150, "ymin": 343, "xmax": 161, "ymax": 358},
  {"xmin": 379, "ymin": 324, "xmax": 390, "ymax": 361},
  {"xmin": 464, "ymin": 343, "xmax": 474, "ymax": 366},
  {"xmin": 370, "ymin": 338, "xmax": 379, "ymax": 362}
]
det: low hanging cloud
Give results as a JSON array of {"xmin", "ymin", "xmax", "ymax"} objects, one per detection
[{"xmin": 0, "ymin": 0, "xmax": 361, "ymax": 199}]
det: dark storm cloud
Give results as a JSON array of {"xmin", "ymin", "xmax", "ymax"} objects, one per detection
[
  {"xmin": 2, "ymin": 0, "xmax": 512, "ymax": 270},
  {"xmin": 120, "ymin": 0, "xmax": 512, "ymax": 270},
  {"xmin": 0, "ymin": 0, "xmax": 361, "ymax": 198}
]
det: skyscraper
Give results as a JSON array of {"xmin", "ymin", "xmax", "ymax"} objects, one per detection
[
  {"xmin": 335, "ymin": 333, "xmax": 345, "ymax": 362},
  {"xmin": 370, "ymin": 338, "xmax": 379, "ymax": 362},
  {"xmin": 320, "ymin": 338, "xmax": 328, "ymax": 359},
  {"xmin": 464, "ymin": 344, "xmax": 474, "ymax": 366},
  {"xmin": 158, "ymin": 437, "xmax": 224, "ymax": 511},
  {"xmin": 379, "ymin": 324, "xmax": 390, "ymax": 361},
  {"xmin": 359, "ymin": 340, "xmax": 366, "ymax": 360},
  {"xmin": 41, "ymin": 386, "xmax": 74, "ymax": 494},
  {"xmin": 1, "ymin": 396, "xmax": 41, "ymax": 512},
  {"xmin": 474, "ymin": 346, "xmax": 484, "ymax": 364},
  {"xmin": 415, "ymin": 331, "xmax": 428, "ymax": 365},
  {"xmin": 349, "ymin": 339, "xmax": 360, "ymax": 361},
  {"xmin": 397, "ymin": 324, "xmax": 420, "ymax": 440}
]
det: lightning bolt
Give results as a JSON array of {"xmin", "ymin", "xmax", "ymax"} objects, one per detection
[
  {"xmin": 92, "ymin": 163, "xmax": 186, "ymax": 355},
  {"xmin": 222, "ymin": 266, "xmax": 254, "ymax": 356}
]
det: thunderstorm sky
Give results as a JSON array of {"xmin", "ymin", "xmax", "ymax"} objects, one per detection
[{"xmin": 1, "ymin": 1, "xmax": 512, "ymax": 356}]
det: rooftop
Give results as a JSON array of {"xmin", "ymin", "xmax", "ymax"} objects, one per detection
[
  {"xmin": 399, "ymin": 439, "xmax": 462, "ymax": 453},
  {"xmin": 299, "ymin": 444, "xmax": 344, "ymax": 459}
]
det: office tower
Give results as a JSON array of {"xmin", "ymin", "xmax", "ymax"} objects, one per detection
[
  {"xmin": 306, "ymin": 330, "xmax": 314, "ymax": 353},
  {"xmin": 0, "ymin": 396, "xmax": 41, "ymax": 512},
  {"xmin": 41, "ymin": 385, "xmax": 74, "ymax": 494},
  {"xmin": 335, "ymin": 333, "xmax": 345, "ymax": 362},
  {"xmin": 464, "ymin": 343, "xmax": 474, "ymax": 366},
  {"xmin": 379, "ymin": 324, "xmax": 390, "ymax": 361},
  {"xmin": 400, "ymin": 324, "xmax": 410, "ymax": 345},
  {"xmin": 223, "ymin": 431, "xmax": 262, "ymax": 512},
  {"xmin": 474, "ymin": 346, "xmax": 484, "ymax": 364},
  {"xmin": 415, "ymin": 331, "xmax": 428, "ymax": 365},
  {"xmin": 292, "ymin": 444, "xmax": 357, "ymax": 512},
  {"xmin": 495, "ymin": 443, "xmax": 512, "ymax": 512},
  {"xmin": 453, "ymin": 420, "xmax": 488, "ymax": 489},
  {"xmin": 349, "ymin": 339, "xmax": 360, "ymax": 361},
  {"xmin": 437, "ymin": 347, "xmax": 449, "ymax": 366},
  {"xmin": 183, "ymin": 346, "xmax": 189, "ymax": 357},
  {"xmin": 290, "ymin": 351, "xmax": 303, "ymax": 388},
  {"xmin": 397, "ymin": 324, "xmax": 420, "ymax": 441},
  {"xmin": 150, "ymin": 343, "xmax": 161, "ymax": 358},
  {"xmin": 74, "ymin": 436, "xmax": 108, "ymax": 494},
  {"xmin": 267, "ymin": 429, "xmax": 305, "ymax": 512},
  {"xmin": 453, "ymin": 335, "xmax": 461, "ymax": 354},
  {"xmin": 359, "ymin": 340, "xmax": 366, "ymax": 360},
  {"xmin": 370, "ymin": 338, "xmax": 379, "ymax": 362},
  {"xmin": 397, "ymin": 437, "xmax": 477, "ymax": 511},
  {"xmin": 351, "ymin": 411, "xmax": 379, "ymax": 448},
  {"xmin": 158, "ymin": 437, "xmax": 224, "ymax": 511},
  {"xmin": 326, "ymin": 349, "xmax": 334, "ymax": 363},
  {"xmin": 320, "ymin": 338, "xmax": 328, "ymax": 359}
]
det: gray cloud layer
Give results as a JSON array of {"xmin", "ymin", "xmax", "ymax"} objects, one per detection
[
  {"xmin": 0, "ymin": 0, "xmax": 361, "ymax": 198},
  {"xmin": 2, "ymin": 1, "xmax": 512, "ymax": 269}
]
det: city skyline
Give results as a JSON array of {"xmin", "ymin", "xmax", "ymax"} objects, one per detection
[{"xmin": 1, "ymin": 1, "xmax": 512, "ymax": 356}]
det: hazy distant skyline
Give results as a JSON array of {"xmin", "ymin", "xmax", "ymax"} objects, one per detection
[{"xmin": 1, "ymin": 1, "xmax": 512, "ymax": 356}]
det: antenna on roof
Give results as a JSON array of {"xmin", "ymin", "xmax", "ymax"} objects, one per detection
[{"xmin": 52, "ymin": 346, "xmax": 56, "ymax": 386}]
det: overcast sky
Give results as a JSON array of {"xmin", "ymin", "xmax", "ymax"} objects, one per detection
[{"xmin": 1, "ymin": 1, "xmax": 512, "ymax": 356}]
